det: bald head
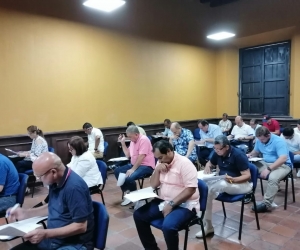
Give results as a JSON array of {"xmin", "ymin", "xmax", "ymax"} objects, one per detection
[
  {"xmin": 235, "ymin": 116, "xmax": 243, "ymax": 127},
  {"xmin": 33, "ymin": 152, "xmax": 64, "ymax": 176},
  {"xmin": 170, "ymin": 122, "xmax": 182, "ymax": 136},
  {"xmin": 170, "ymin": 122, "xmax": 181, "ymax": 130}
]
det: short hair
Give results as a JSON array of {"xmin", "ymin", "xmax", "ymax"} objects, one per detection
[
  {"xmin": 27, "ymin": 125, "xmax": 45, "ymax": 138},
  {"xmin": 126, "ymin": 121, "xmax": 135, "ymax": 127},
  {"xmin": 250, "ymin": 118, "xmax": 258, "ymax": 124},
  {"xmin": 152, "ymin": 140, "xmax": 174, "ymax": 154},
  {"xmin": 82, "ymin": 123, "xmax": 92, "ymax": 129},
  {"xmin": 214, "ymin": 135, "xmax": 230, "ymax": 147},
  {"xmin": 68, "ymin": 136, "xmax": 87, "ymax": 156},
  {"xmin": 282, "ymin": 127, "xmax": 294, "ymax": 137},
  {"xmin": 255, "ymin": 126, "xmax": 270, "ymax": 137},
  {"xmin": 164, "ymin": 119, "xmax": 171, "ymax": 124},
  {"xmin": 197, "ymin": 120, "xmax": 209, "ymax": 126},
  {"xmin": 297, "ymin": 120, "xmax": 300, "ymax": 125},
  {"xmin": 172, "ymin": 122, "xmax": 181, "ymax": 129},
  {"xmin": 126, "ymin": 125, "xmax": 140, "ymax": 134},
  {"xmin": 222, "ymin": 113, "xmax": 228, "ymax": 117}
]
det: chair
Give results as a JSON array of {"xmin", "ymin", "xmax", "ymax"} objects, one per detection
[
  {"xmin": 0, "ymin": 173, "xmax": 29, "ymax": 222},
  {"xmin": 89, "ymin": 160, "xmax": 107, "ymax": 205},
  {"xmin": 92, "ymin": 201, "xmax": 109, "ymax": 250},
  {"xmin": 216, "ymin": 163, "xmax": 260, "ymax": 240},
  {"xmin": 150, "ymin": 179, "xmax": 208, "ymax": 250},
  {"xmin": 103, "ymin": 141, "xmax": 108, "ymax": 159},
  {"xmin": 259, "ymin": 151, "xmax": 295, "ymax": 210},
  {"xmin": 48, "ymin": 147, "xmax": 55, "ymax": 153},
  {"xmin": 193, "ymin": 128, "xmax": 201, "ymax": 140}
]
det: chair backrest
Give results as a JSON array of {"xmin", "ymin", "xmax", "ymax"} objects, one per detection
[
  {"xmin": 48, "ymin": 147, "xmax": 55, "ymax": 153},
  {"xmin": 193, "ymin": 128, "xmax": 201, "ymax": 140},
  {"xmin": 248, "ymin": 163, "xmax": 258, "ymax": 190},
  {"xmin": 289, "ymin": 151, "xmax": 294, "ymax": 169},
  {"xmin": 17, "ymin": 173, "xmax": 29, "ymax": 206},
  {"xmin": 198, "ymin": 179, "xmax": 208, "ymax": 212},
  {"xmin": 92, "ymin": 201, "xmax": 109, "ymax": 250},
  {"xmin": 103, "ymin": 142, "xmax": 108, "ymax": 157},
  {"xmin": 96, "ymin": 160, "xmax": 107, "ymax": 185},
  {"xmin": 147, "ymin": 136, "xmax": 152, "ymax": 142}
]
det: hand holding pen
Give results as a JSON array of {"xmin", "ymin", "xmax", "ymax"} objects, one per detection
[{"xmin": 225, "ymin": 173, "xmax": 233, "ymax": 184}]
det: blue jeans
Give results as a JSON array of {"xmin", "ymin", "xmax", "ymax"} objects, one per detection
[
  {"xmin": 15, "ymin": 160, "xmax": 33, "ymax": 173},
  {"xmin": 10, "ymin": 241, "xmax": 87, "ymax": 250},
  {"xmin": 197, "ymin": 147, "xmax": 214, "ymax": 166},
  {"xmin": 114, "ymin": 164, "xmax": 154, "ymax": 192},
  {"xmin": 0, "ymin": 195, "xmax": 16, "ymax": 213},
  {"xmin": 133, "ymin": 199, "xmax": 196, "ymax": 250}
]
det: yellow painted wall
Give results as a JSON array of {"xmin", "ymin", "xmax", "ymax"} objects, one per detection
[{"xmin": 0, "ymin": 9, "xmax": 217, "ymax": 136}]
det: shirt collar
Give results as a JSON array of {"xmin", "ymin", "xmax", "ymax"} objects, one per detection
[
  {"xmin": 51, "ymin": 167, "xmax": 71, "ymax": 189},
  {"xmin": 167, "ymin": 152, "xmax": 178, "ymax": 169}
]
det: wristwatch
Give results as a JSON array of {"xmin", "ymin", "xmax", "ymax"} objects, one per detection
[
  {"xmin": 267, "ymin": 166, "xmax": 272, "ymax": 172},
  {"xmin": 168, "ymin": 201, "xmax": 175, "ymax": 208}
]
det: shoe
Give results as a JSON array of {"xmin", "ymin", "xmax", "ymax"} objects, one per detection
[
  {"xmin": 195, "ymin": 226, "xmax": 214, "ymax": 238},
  {"xmin": 121, "ymin": 198, "xmax": 132, "ymax": 206},
  {"xmin": 251, "ymin": 202, "xmax": 269, "ymax": 213},
  {"xmin": 297, "ymin": 170, "xmax": 300, "ymax": 178},
  {"xmin": 244, "ymin": 194, "xmax": 252, "ymax": 204}
]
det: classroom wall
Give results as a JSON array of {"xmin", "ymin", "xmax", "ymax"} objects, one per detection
[{"xmin": 0, "ymin": 8, "xmax": 217, "ymax": 136}]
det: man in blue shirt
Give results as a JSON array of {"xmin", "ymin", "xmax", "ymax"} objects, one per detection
[
  {"xmin": 197, "ymin": 120, "xmax": 223, "ymax": 166},
  {"xmin": 195, "ymin": 135, "xmax": 252, "ymax": 239},
  {"xmin": 170, "ymin": 122, "xmax": 197, "ymax": 162},
  {"xmin": 9, "ymin": 152, "xmax": 94, "ymax": 250},
  {"xmin": 248, "ymin": 126, "xmax": 291, "ymax": 213},
  {"xmin": 0, "ymin": 154, "xmax": 19, "ymax": 213}
]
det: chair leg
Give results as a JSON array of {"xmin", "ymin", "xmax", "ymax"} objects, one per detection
[
  {"xmin": 141, "ymin": 178, "xmax": 144, "ymax": 189},
  {"xmin": 284, "ymin": 176, "xmax": 288, "ymax": 210},
  {"xmin": 200, "ymin": 220, "xmax": 208, "ymax": 250},
  {"xmin": 238, "ymin": 199, "xmax": 245, "ymax": 240},
  {"xmin": 183, "ymin": 227, "xmax": 189, "ymax": 250},
  {"xmin": 291, "ymin": 173, "xmax": 295, "ymax": 203},
  {"xmin": 222, "ymin": 202, "xmax": 226, "ymax": 218},
  {"xmin": 252, "ymin": 193, "xmax": 260, "ymax": 230},
  {"xmin": 100, "ymin": 191, "xmax": 105, "ymax": 205},
  {"xmin": 260, "ymin": 178, "xmax": 264, "ymax": 196},
  {"xmin": 31, "ymin": 179, "xmax": 36, "ymax": 198},
  {"xmin": 5, "ymin": 218, "xmax": 8, "ymax": 224}
]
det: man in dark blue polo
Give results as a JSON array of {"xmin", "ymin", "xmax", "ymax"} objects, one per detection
[
  {"xmin": 0, "ymin": 153, "xmax": 19, "ymax": 213},
  {"xmin": 196, "ymin": 135, "xmax": 252, "ymax": 239},
  {"xmin": 8, "ymin": 152, "xmax": 94, "ymax": 250}
]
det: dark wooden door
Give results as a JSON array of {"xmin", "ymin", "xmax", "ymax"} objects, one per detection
[{"xmin": 239, "ymin": 41, "xmax": 290, "ymax": 115}]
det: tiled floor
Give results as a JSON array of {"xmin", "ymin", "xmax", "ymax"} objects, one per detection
[{"xmin": 1, "ymin": 171, "xmax": 300, "ymax": 250}]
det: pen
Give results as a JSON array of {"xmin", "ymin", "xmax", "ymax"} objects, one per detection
[
  {"xmin": 6, "ymin": 203, "xmax": 20, "ymax": 218},
  {"xmin": 226, "ymin": 173, "xmax": 232, "ymax": 184}
]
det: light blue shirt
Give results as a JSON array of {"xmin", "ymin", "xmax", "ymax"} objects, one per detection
[
  {"xmin": 254, "ymin": 134, "xmax": 292, "ymax": 166},
  {"xmin": 163, "ymin": 127, "xmax": 173, "ymax": 137},
  {"xmin": 199, "ymin": 124, "xmax": 223, "ymax": 148}
]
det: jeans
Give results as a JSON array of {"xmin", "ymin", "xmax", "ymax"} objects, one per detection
[
  {"xmin": 10, "ymin": 241, "xmax": 87, "ymax": 250},
  {"xmin": 114, "ymin": 164, "xmax": 154, "ymax": 192},
  {"xmin": 294, "ymin": 154, "xmax": 300, "ymax": 163},
  {"xmin": 133, "ymin": 199, "xmax": 196, "ymax": 250},
  {"xmin": 254, "ymin": 161, "xmax": 291, "ymax": 208},
  {"xmin": 0, "ymin": 195, "xmax": 16, "ymax": 213},
  {"xmin": 197, "ymin": 147, "xmax": 214, "ymax": 166},
  {"xmin": 14, "ymin": 160, "xmax": 33, "ymax": 173}
]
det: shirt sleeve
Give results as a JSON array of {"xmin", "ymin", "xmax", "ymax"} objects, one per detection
[
  {"xmin": 180, "ymin": 162, "xmax": 198, "ymax": 188},
  {"xmin": 227, "ymin": 120, "xmax": 232, "ymax": 130},
  {"xmin": 0, "ymin": 164, "xmax": 8, "ymax": 186},
  {"xmin": 30, "ymin": 138, "xmax": 47, "ymax": 161},
  {"xmin": 94, "ymin": 129, "xmax": 101, "ymax": 138},
  {"xmin": 72, "ymin": 158, "xmax": 91, "ymax": 178},
  {"xmin": 246, "ymin": 126, "xmax": 254, "ymax": 136},
  {"xmin": 213, "ymin": 126, "xmax": 222, "ymax": 138},
  {"xmin": 185, "ymin": 129, "xmax": 194, "ymax": 143},
  {"xmin": 138, "ymin": 138, "xmax": 151, "ymax": 155},
  {"xmin": 231, "ymin": 126, "xmax": 236, "ymax": 136},
  {"xmin": 235, "ymin": 153, "xmax": 249, "ymax": 172},
  {"xmin": 275, "ymin": 139, "xmax": 289, "ymax": 157}
]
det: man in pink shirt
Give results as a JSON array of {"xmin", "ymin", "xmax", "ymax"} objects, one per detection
[
  {"xmin": 133, "ymin": 140, "xmax": 199, "ymax": 250},
  {"xmin": 115, "ymin": 125, "xmax": 155, "ymax": 206}
]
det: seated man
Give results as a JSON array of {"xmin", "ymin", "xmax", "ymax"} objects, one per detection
[
  {"xmin": 218, "ymin": 113, "xmax": 232, "ymax": 136},
  {"xmin": 0, "ymin": 154, "xmax": 20, "ymax": 213},
  {"xmin": 115, "ymin": 125, "xmax": 155, "ymax": 206},
  {"xmin": 294, "ymin": 120, "xmax": 300, "ymax": 135},
  {"xmin": 197, "ymin": 120, "xmax": 223, "ymax": 166},
  {"xmin": 158, "ymin": 119, "xmax": 173, "ymax": 138},
  {"xmin": 127, "ymin": 121, "xmax": 147, "ymax": 135},
  {"xmin": 228, "ymin": 116, "xmax": 254, "ymax": 152},
  {"xmin": 248, "ymin": 126, "xmax": 291, "ymax": 212},
  {"xmin": 83, "ymin": 122, "xmax": 104, "ymax": 159},
  {"xmin": 9, "ymin": 152, "xmax": 94, "ymax": 250},
  {"xmin": 134, "ymin": 140, "xmax": 199, "ymax": 250},
  {"xmin": 169, "ymin": 122, "xmax": 197, "ymax": 162},
  {"xmin": 249, "ymin": 118, "xmax": 261, "ymax": 144},
  {"xmin": 196, "ymin": 135, "xmax": 252, "ymax": 238},
  {"xmin": 281, "ymin": 127, "xmax": 300, "ymax": 177},
  {"xmin": 262, "ymin": 114, "xmax": 280, "ymax": 135}
]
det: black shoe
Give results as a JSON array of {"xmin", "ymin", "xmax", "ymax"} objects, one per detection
[
  {"xmin": 252, "ymin": 203, "xmax": 269, "ymax": 213},
  {"xmin": 244, "ymin": 194, "xmax": 252, "ymax": 204}
]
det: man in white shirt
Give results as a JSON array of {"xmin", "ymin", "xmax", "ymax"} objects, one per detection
[
  {"xmin": 294, "ymin": 120, "xmax": 300, "ymax": 135},
  {"xmin": 160, "ymin": 119, "xmax": 173, "ymax": 138},
  {"xmin": 281, "ymin": 127, "xmax": 300, "ymax": 177},
  {"xmin": 218, "ymin": 113, "xmax": 232, "ymax": 136},
  {"xmin": 228, "ymin": 116, "xmax": 254, "ymax": 152},
  {"xmin": 82, "ymin": 122, "xmax": 104, "ymax": 159},
  {"xmin": 250, "ymin": 119, "xmax": 261, "ymax": 144}
]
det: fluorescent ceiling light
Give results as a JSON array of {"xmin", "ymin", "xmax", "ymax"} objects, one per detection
[
  {"xmin": 207, "ymin": 32, "xmax": 235, "ymax": 41},
  {"xmin": 83, "ymin": 0, "xmax": 125, "ymax": 13}
]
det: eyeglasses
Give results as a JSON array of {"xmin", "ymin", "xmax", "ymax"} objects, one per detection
[
  {"xmin": 34, "ymin": 168, "xmax": 56, "ymax": 179},
  {"xmin": 213, "ymin": 146, "xmax": 225, "ymax": 151}
]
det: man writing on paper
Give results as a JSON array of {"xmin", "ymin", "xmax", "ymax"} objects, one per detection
[
  {"xmin": 8, "ymin": 152, "xmax": 94, "ymax": 250},
  {"xmin": 133, "ymin": 140, "xmax": 199, "ymax": 250},
  {"xmin": 82, "ymin": 122, "xmax": 104, "ymax": 159},
  {"xmin": 195, "ymin": 135, "xmax": 252, "ymax": 239},
  {"xmin": 115, "ymin": 125, "xmax": 155, "ymax": 206}
]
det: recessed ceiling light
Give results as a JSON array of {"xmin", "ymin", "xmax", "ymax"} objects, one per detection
[
  {"xmin": 83, "ymin": 0, "xmax": 125, "ymax": 13},
  {"xmin": 207, "ymin": 32, "xmax": 235, "ymax": 41}
]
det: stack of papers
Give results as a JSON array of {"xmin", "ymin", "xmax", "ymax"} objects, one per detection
[
  {"xmin": 152, "ymin": 135, "xmax": 163, "ymax": 138},
  {"xmin": 5, "ymin": 148, "xmax": 18, "ymax": 155},
  {"xmin": 124, "ymin": 187, "xmax": 158, "ymax": 202},
  {"xmin": 197, "ymin": 170, "xmax": 226, "ymax": 182},
  {"xmin": 108, "ymin": 157, "xmax": 129, "ymax": 162},
  {"xmin": 248, "ymin": 157, "xmax": 263, "ymax": 162}
]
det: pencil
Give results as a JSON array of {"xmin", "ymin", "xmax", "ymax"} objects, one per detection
[{"xmin": 226, "ymin": 173, "xmax": 232, "ymax": 184}]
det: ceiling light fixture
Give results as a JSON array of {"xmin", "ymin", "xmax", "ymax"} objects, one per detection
[
  {"xmin": 207, "ymin": 32, "xmax": 235, "ymax": 40},
  {"xmin": 83, "ymin": 0, "xmax": 125, "ymax": 13}
]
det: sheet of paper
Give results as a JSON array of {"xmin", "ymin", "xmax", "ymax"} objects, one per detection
[
  {"xmin": 124, "ymin": 187, "xmax": 158, "ymax": 202},
  {"xmin": 248, "ymin": 157, "xmax": 263, "ymax": 162},
  {"xmin": 194, "ymin": 141, "xmax": 205, "ymax": 146},
  {"xmin": 197, "ymin": 171, "xmax": 226, "ymax": 182},
  {"xmin": 8, "ymin": 155, "xmax": 18, "ymax": 158},
  {"xmin": 117, "ymin": 173, "xmax": 126, "ymax": 186},
  {"xmin": 152, "ymin": 135, "xmax": 163, "ymax": 138},
  {"xmin": 108, "ymin": 157, "xmax": 129, "ymax": 162},
  {"xmin": 5, "ymin": 148, "xmax": 19, "ymax": 155}
]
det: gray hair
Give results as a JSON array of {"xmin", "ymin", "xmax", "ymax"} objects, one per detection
[
  {"xmin": 171, "ymin": 122, "xmax": 181, "ymax": 129},
  {"xmin": 250, "ymin": 118, "xmax": 258, "ymax": 124},
  {"xmin": 214, "ymin": 135, "xmax": 230, "ymax": 147},
  {"xmin": 126, "ymin": 125, "xmax": 140, "ymax": 134}
]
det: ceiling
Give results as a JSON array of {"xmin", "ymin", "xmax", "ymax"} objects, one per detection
[{"xmin": 0, "ymin": 0, "xmax": 300, "ymax": 48}]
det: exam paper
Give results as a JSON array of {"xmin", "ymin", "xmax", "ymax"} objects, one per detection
[
  {"xmin": 248, "ymin": 157, "xmax": 263, "ymax": 162},
  {"xmin": 197, "ymin": 171, "xmax": 226, "ymax": 182},
  {"xmin": 5, "ymin": 148, "xmax": 19, "ymax": 155},
  {"xmin": 117, "ymin": 173, "xmax": 126, "ymax": 186},
  {"xmin": 124, "ymin": 187, "xmax": 158, "ymax": 202},
  {"xmin": 108, "ymin": 157, "xmax": 129, "ymax": 162}
]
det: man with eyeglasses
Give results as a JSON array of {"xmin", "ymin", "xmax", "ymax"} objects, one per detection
[
  {"xmin": 8, "ymin": 152, "xmax": 94, "ymax": 250},
  {"xmin": 82, "ymin": 122, "xmax": 104, "ymax": 159},
  {"xmin": 195, "ymin": 135, "xmax": 252, "ymax": 239}
]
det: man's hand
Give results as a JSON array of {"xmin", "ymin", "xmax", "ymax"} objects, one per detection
[
  {"xmin": 260, "ymin": 169, "xmax": 270, "ymax": 179},
  {"xmin": 199, "ymin": 139, "xmax": 206, "ymax": 144},
  {"xmin": 246, "ymin": 153, "xmax": 251, "ymax": 158},
  {"xmin": 126, "ymin": 169, "xmax": 135, "ymax": 177},
  {"xmin": 237, "ymin": 137, "xmax": 243, "ymax": 141},
  {"xmin": 7, "ymin": 207, "xmax": 27, "ymax": 222},
  {"xmin": 171, "ymin": 134, "xmax": 179, "ymax": 140},
  {"xmin": 162, "ymin": 203, "xmax": 173, "ymax": 217},
  {"xmin": 156, "ymin": 163, "xmax": 169, "ymax": 173},
  {"xmin": 24, "ymin": 228, "xmax": 47, "ymax": 244},
  {"xmin": 18, "ymin": 152, "xmax": 27, "ymax": 157},
  {"xmin": 204, "ymin": 165, "xmax": 211, "ymax": 174},
  {"xmin": 225, "ymin": 174, "xmax": 233, "ymax": 184},
  {"xmin": 118, "ymin": 134, "xmax": 126, "ymax": 143}
]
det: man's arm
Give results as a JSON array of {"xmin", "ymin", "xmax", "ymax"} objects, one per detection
[
  {"xmin": 247, "ymin": 149, "xmax": 260, "ymax": 158},
  {"xmin": 186, "ymin": 140, "xmax": 195, "ymax": 158},
  {"xmin": 45, "ymin": 221, "xmax": 87, "ymax": 238},
  {"xmin": 94, "ymin": 136, "xmax": 100, "ymax": 151},
  {"xmin": 150, "ymin": 164, "xmax": 165, "ymax": 189},
  {"xmin": 170, "ymin": 187, "xmax": 196, "ymax": 207},
  {"xmin": 293, "ymin": 151, "xmax": 300, "ymax": 155},
  {"xmin": 131, "ymin": 154, "xmax": 146, "ymax": 171},
  {"xmin": 225, "ymin": 120, "xmax": 232, "ymax": 132},
  {"xmin": 272, "ymin": 121, "xmax": 281, "ymax": 135},
  {"xmin": 268, "ymin": 155, "xmax": 287, "ymax": 170},
  {"xmin": 9, "ymin": 204, "xmax": 48, "ymax": 221},
  {"xmin": 272, "ymin": 130, "xmax": 280, "ymax": 135},
  {"xmin": 228, "ymin": 169, "xmax": 251, "ymax": 184},
  {"xmin": 120, "ymin": 141, "xmax": 130, "ymax": 158}
]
